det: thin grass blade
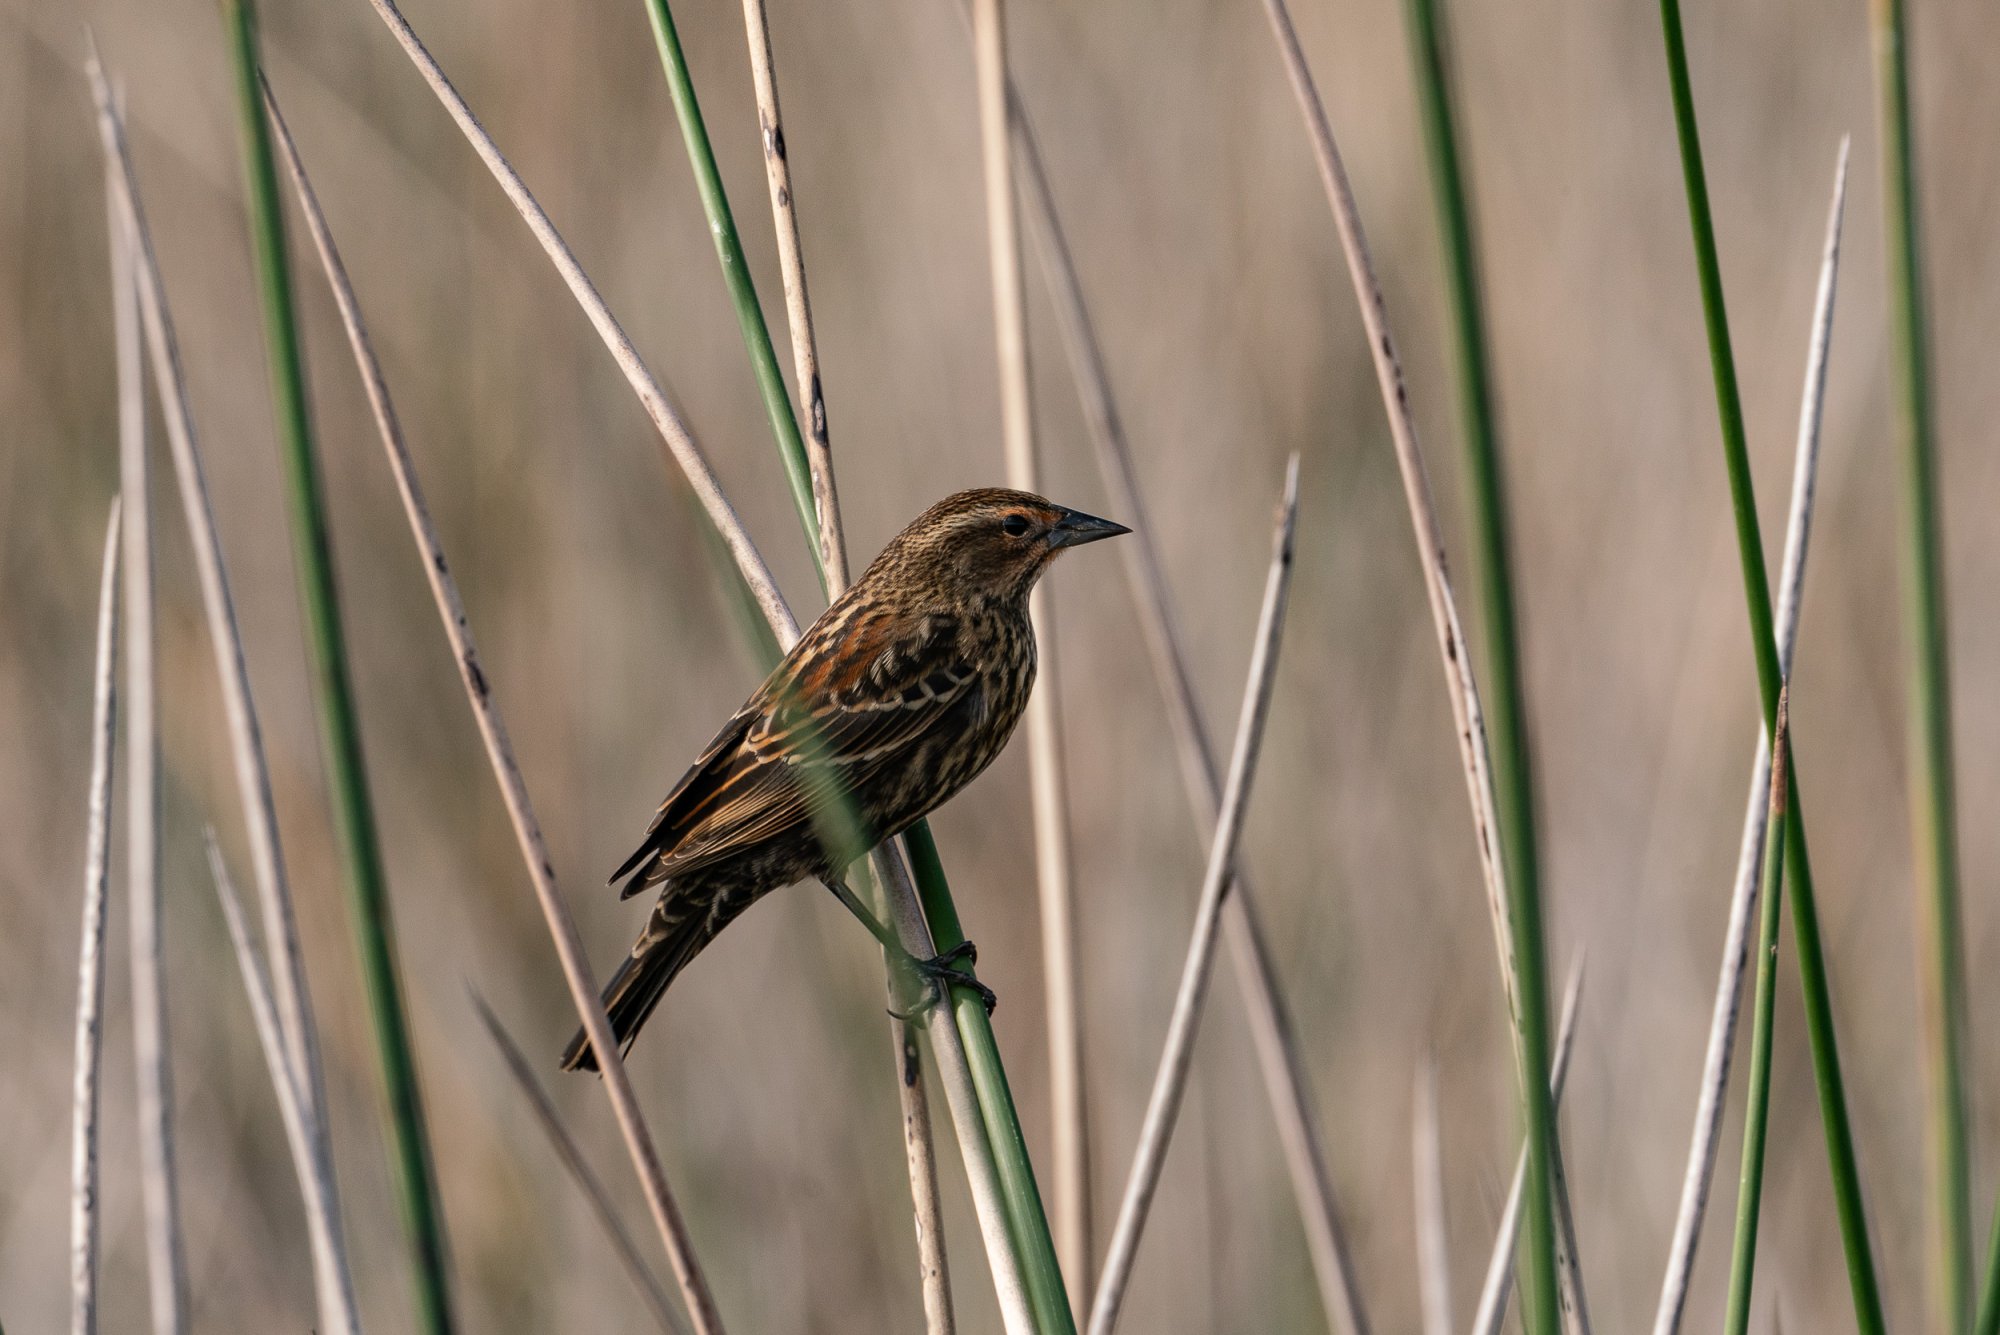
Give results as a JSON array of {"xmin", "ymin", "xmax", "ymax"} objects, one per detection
[
  {"xmin": 1869, "ymin": 1, "xmax": 1971, "ymax": 1324},
  {"xmin": 1403, "ymin": 4, "xmax": 1592, "ymax": 1318},
  {"xmin": 1089, "ymin": 459, "xmax": 1300, "ymax": 1335},
  {"xmin": 83, "ymin": 57, "xmax": 187, "ymax": 1335},
  {"xmin": 97, "ymin": 64, "xmax": 365, "ymax": 1320},
  {"xmin": 1550, "ymin": 1113, "xmax": 1592, "ymax": 1335},
  {"xmin": 220, "ymin": 11, "xmax": 454, "ymax": 1327},
  {"xmin": 1651, "ymin": 138, "xmax": 1848, "ymax": 1335},
  {"xmin": 1399, "ymin": 8, "xmax": 1556, "ymax": 1304},
  {"xmin": 1723, "ymin": 693, "xmax": 1792, "ymax": 1335},
  {"xmin": 1653, "ymin": 6, "xmax": 1883, "ymax": 1327},
  {"xmin": 93, "ymin": 33, "xmax": 352, "ymax": 1280},
  {"xmin": 205, "ymin": 835, "xmax": 361, "ymax": 1335},
  {"xmin": 1470, "ymin": 957, "xmax": 1585, "ymax": 1335},
  {"xmin": 71, "ymin": 498, "xmax": 121, "ymax": 1335},
  {"xmin": 1403, "ymin": 4, "xmax": 1585, "ymax": 1320}
]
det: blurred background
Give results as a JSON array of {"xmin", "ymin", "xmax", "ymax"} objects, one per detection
[{"xmin": 5, "ymin": 0, "xmax": 1999, "ymax": 1329}]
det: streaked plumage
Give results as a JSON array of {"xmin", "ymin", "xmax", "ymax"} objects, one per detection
[{"xmin": 562, "ymin": 488, "xmax": 1127, "ymax": 1071}]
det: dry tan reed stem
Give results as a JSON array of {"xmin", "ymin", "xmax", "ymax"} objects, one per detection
[
  {"xmin": 869, "ymin": 838, "xmax": 1039, "ymax": 1333},
  {"xmin": 736, "ymin": 0, "xmax": 846, "ymax": 591},
  {"xmin": 205, "ymin": 837, "xmax": 361, "ymax": 1335},
  {"xmin": 1253, "ymin": 4, "xmax": 1594, "ymax": 1319},
  {"xmin": 1255, "ymin": 0, "xmax": 1517, "ymax": 1087},
  {"xmin": 1650, "ymin": 138, "xmax": 1849, "ymax": 1335},
  {"xmin": 1471, "ymin": 959, "xmax": 1586, "ymax": 1335},
  {"xmin": 345, "ymin": 7, "xmax": 1035, "ymax": 1321},
  {"xmin": 1414, "ymin": 1059, "xmax": 1452, "ymax": 1335},
  {"xmin": 88, "ymin": 44, "xmax": 336, "ymax": 1155},
  {"xmin": 1551, "ymin": 1121, "xmax": 1592, "ymax": 1335},
  {"xmin": 71, "ymin": 499, "xmax": 121, "ymax": 1335},
  {"xmin": 970, "ymin": 0, "xmax": 1092, "ymax": 1302},
  {"xmin": 883, "ymin": 1011, "xmax": 955, "ymax": 1335},
  {"xmin": 357, "ymin": 0, "xmax": 792, "ymax": 639},
  {"xmin": 85, "ymin": 64, "xmax": 188, "ymax": 1335},
  {"xmin": 1089, "ymin": 459, "xmax": 1300, "ymax": 1335},
  {"xmin": 260, "ymin": 79, "xmax": 725, "ymax": 1335},
  {"xmin": 472, "ymin": 995, "xmax": 688, "ymax": 1335},
  {"xmin": 973, "ymin": 0, "xmax": 1033, "ymax": 482},
  {"xmin": 730, "ymin": 12, "xmax": 953, "ymax": 1320},
  {"xmin": 1007, "ymin": 67, "xmax": 1370, "ymax": 1335}
]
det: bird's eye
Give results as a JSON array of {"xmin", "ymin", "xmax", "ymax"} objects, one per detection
[{"xmin": 1001, "ymin": 514, "xmax": 1032, "ymax": 538}]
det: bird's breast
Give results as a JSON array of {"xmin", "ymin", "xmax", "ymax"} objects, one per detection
[{"xmin": 947, "ymin": 615, "xmax": 1036, "ymax": 781}]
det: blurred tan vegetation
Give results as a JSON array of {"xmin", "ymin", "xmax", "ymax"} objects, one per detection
[{"xmin": 4, "ymin": 0, "xmax": 2000, "ymax": 1329}]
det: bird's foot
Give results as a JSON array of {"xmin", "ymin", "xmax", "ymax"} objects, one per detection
[{"xmin": 888, "ymin": 941, "xmax": 997, "ymax": 1021}]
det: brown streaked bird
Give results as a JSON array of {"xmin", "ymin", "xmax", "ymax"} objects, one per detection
[{"xmin": 562, "ymin": 488, "xmax": 1128, "ymax": 1071}]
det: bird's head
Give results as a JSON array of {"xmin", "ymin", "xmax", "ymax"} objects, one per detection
[{"xmin": 884, "ymin": 488, "xmax": 1129, "ymax": 607}]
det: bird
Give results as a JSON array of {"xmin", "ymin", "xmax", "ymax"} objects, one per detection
[{"xmin": 561, "ymin": 487, "xmax": 1128, "ymax": 1071}]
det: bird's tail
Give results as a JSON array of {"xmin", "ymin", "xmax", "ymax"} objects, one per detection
[{"xmin": 559, "ymin": 915, "xmax": 704, "ymax": 1073}]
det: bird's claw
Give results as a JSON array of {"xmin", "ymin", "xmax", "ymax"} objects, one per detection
[{"xmin": 887, "ymin": 941, "xmax": 997, "ymax": 1021}]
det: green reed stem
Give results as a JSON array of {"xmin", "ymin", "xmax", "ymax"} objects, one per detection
[
  {"xmin": 222, "ymin": 6, "xmax": 455, "ymax": 1332},
  {"xmin": 1402, "ymin": 3, "xmax": 1561, "ymax": 1328},
  {"xmin": 1982, "ymin": 1192, "xmax": 2000, "ymax": 1335},
  {"xmin": 1723, "ymin": 699, "xmax": 1790, "ymax": 1335},
  {"xmin": 905, "ymin": 820, "xmax": 1074, "ymax": 1332},
  {"xmin": 638, "ymin": 4, "xmax": 1072, "ymax": 1326},
  {"xmin": 1655, "ymin": 4, "xmax": 1883, "ymax": 1329},
  {"xmin": 1870, "ymin": 3, "xmax": 1971, "ymax": 1328},
  {"xmin": 1980, "ymin": 1200, "xmax": 2000, "ymax": 1334},
  {"xmin": 640, "ymin": 0, "xmax": 821, "ymax": 579}
]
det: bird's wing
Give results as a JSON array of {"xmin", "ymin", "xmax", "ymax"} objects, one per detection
[
  {"xmin": 613, "ymin": 612, "xmax": 979, "ymax": 894},
  {"xmin": 609, "ymin": 705, "xmax": 757, "ymax": 891}
]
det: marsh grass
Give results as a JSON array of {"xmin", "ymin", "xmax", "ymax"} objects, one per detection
[
  {"xmin": 205, "ymin": 835, "xmax": 361, "ymax": 1335},
  {"xmin": 1255, "ymin": 0, "xmax": 1564, "ymax": 1327},
  {"xmin": 86, "ymin": 68, "xmax": 185, "ymax": 1335},
  {"xmin": 1869, "ymin": 1, "xmax": 1973, "ymax": 1325},
  {"xmin": 37, "ymin": 2, "xmax": 1990, "ymax": 1333},
  {"xmin": 1653, "ymin": 139, "xmax": 1848, "ymax": 1335},
  {"xmin": 965, "ymin": 0, "xmax": 1090, "ymax": 1316},
  {"xmin": 1089, "ymin": 460, "xmax": 1301, "ymax": 1335},
  {"xmin": 258, "ymin": 75, "xmax": 726, "ymax": 1334},
  {"xmin": 630, "ymin": 8, "xmax": 959, "ymax": 1325},
  {"xmin": 219, "ymin": 7, "xmax": 453, "ymax": 1327},
  {"xmin": 631, "ymin": 0, "xmax": 1071, "ymax": 1324},
  {"xmin": 1000, "ymin": 46, "xmax": 1368, "ymax": 1332},
  {"xmin": 637, "ymin": 0, "xmax": 820, "ymax": 564},
  {"xmin": 1723, "ymin": 694, "xmax": 1791, "ymax": 1335},
  {"xmin": 1655, "ymin": 3, "xmax": 1883, "ymax": 1326},
  {"xmin": 1471, "ymin": 961, "xmax": 1586, "ymax": 1335}
]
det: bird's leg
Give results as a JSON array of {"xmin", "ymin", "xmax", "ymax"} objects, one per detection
[{"xmin": 819, "ymin": 877, "xmax": 998, "ymax": 1017}]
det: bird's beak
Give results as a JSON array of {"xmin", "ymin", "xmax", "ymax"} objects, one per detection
[{"xmin": 1047, "ymin": 507, "xmax": 1131, "ymax": 549}]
